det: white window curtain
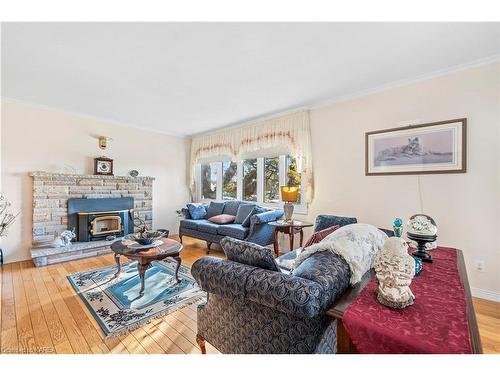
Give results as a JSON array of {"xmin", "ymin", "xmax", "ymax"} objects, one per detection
[{"xmin": 189, "ymin": 110, "xmax": 314, "ymax": 203}]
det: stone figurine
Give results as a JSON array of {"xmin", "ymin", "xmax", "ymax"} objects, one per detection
[
  {"xmin": 374, "ymin": 237, "xmax": 416, "ymax": 309},
  {"xmin": 53, "ymin": 228, "xmax": 76, "ymax": 247}
]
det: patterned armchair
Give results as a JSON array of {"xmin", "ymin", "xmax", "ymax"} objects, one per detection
[{"xmin": 191, "ymin": 236, "xmax": 351, "ymax": 354}]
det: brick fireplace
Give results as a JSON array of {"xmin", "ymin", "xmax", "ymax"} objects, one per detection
[{"xmin": 29, "ymin": 171, "xmax": 155, "ymax": 266}]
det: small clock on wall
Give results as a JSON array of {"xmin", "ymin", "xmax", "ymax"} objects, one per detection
[{"xmin": 94, "ymin": 157, "xmax": 114, "ymax": 176}]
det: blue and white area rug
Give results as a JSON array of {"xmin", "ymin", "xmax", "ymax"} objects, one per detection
[{"xmin": 67, "ymin": 259, "xmax": 205, "ymax": 337}]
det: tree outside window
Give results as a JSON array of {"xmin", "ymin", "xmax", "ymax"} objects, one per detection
[
  {"xmin": 201, "ymin": 163, "xmax": 217, "ymax": 200},
  {"xmin": 243, "ymin": 159, "xmax": 257, "ymax": 201},
  {"xmin": 222, "ymin": 161, "xmax": 237, "ymax": 200},
  {"xmin": 264, "ymin": 157, "xmax": 279, "ymax": 203}
]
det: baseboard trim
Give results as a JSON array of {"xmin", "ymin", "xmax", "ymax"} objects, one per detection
[{"xmin": 471, "ymin": 288, "xmax": 500, "ymax": 302}]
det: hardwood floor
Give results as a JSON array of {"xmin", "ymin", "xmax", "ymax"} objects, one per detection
[{"xmin": 0, "ymin": 237, "xmax": 499, "ymax": 354}]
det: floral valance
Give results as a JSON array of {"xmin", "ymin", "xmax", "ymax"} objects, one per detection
[{"xmin": 189, "ymin": 110, "xmax": 314, "ymax": 203}]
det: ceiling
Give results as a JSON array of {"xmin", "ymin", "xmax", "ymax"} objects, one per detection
[{"xmin": 2, "ymin": 23, "xmax": 499, "ymax": 137}]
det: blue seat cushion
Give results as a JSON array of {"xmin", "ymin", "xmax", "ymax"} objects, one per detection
[
  {"xmin": 180, "ymin": 219, "xmax": 199, "ymax": 230},
  {"xmin": 196, "ymin": 220, "xmax": 220, "ymax": 234},
  {"xmin": 222, "ymin": 201, "xmax": 241, "ymax": 216},
  {"xmin": 216, "ymin": 224, "xmax": 249, "ymax": 240}
]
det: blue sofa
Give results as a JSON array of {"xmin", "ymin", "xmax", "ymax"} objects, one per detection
[
  {"xmin": 191, "ymin": 215, "xmax": 358, "ymax": 354},
  {"xmin": 179, "ymin": 201, "xmax": 283, "ymax": 252}
]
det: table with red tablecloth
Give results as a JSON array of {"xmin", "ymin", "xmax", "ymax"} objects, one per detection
[{"xmin": 341, "ymin": 247, "xmax": 476, "ymax": 354}]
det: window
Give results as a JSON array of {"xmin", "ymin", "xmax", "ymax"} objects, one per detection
[
  {"xmin": 264, "ymin": 157, "xmax": 279, "ymax": 203},
  {"xmin": 243, "ymin": 159, "xmax": 257, "ymax": 201},
  {"xmin": 201, "ymin": 163, "xmax": 217, "ymax": 200},
  {"xmin": 197, "ymin": 155, "xmax": 306, "ymax": 213},
  {"xmin": 222, "ymin": 161, "xmax": 237, "ymax": 200}
]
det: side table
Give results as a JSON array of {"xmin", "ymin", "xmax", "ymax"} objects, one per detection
[
  {"xmin": 326, "ymin": 249, "xmax": 482, "ymax": 354},
  {"xmin": 268, "ymin": 220, "xmax": 313, "ymax": 256}
]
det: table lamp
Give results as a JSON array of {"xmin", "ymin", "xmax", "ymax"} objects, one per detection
[{"xmin": 280, "ymin": 186, "xmax": 300, "ymax": 222}]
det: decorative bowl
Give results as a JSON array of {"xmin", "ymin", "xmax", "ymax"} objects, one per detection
[{"xmin": 126, "ymin": 230, "xmax": 168, "ymax": 245}]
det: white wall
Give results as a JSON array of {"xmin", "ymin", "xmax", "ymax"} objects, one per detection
[
  {"xmin": 1, "ymin": 100, "xmax": 190, "ymax": 263},
  {"xmin": 295, "ymin": 62, "xmax": 500, "ymax": 299}
]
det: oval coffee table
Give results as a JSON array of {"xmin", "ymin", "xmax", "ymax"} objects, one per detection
[{"xmin": 111, "ymin": 238, "xmax": 183, "ymax": 296}]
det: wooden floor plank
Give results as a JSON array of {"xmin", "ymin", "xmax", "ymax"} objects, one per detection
[
  {"xmin": 51, "ymin": 262, "xmax": 110, "ymax": 354},
  {"xmin": 1, "ymin": 264, "xmax": 18, "ymax": 353},
  {"xmin": 28, "ymin": 259, "xmax": 74, "ymax": 353},
  {"xmin": 1, "ymin": 238, "xmax": 498, "ymax": 355},
  {"xmin": 11, "ymin": 262, "xmax": 37, "ymax": 353},
  {"xmin": 39, "ymin": 265, "xmax": 92, "ymax": 353},
  {"xmin": 20, "ymin": 261, "xmax": 55, "ymax": 353}
]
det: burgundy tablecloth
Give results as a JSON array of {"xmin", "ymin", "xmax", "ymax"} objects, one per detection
[{"xmin": 342, "ymin": 247, "xmax": 473, "ymax": 354}]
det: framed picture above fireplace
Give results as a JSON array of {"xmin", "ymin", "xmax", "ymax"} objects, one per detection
[
  {"xmin": 365, "ymin": 118, "xmax": 466, "ymax": 176},
  {"xmin": 94, "ymin": 156, "xmax": 114, "ymax": 176}
]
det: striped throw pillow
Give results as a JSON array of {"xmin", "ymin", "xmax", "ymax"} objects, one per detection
[{"xmin": 303, "ymin": 225, "xmax": 340, "ymax": 247}]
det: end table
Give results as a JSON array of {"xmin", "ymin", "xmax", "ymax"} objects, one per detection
[{"xmin": 269, "ymin": 220, "xmax": 313, "ymax": 256}]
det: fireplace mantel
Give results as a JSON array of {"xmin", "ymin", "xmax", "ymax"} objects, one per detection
[{"xmin": 30, "ymin": 171, "xmax": 155, "ymax": 181}]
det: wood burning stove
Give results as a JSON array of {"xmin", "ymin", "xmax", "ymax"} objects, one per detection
[{"xmin": 68, "ymin": 198, "xmax": 134, "ymax": 242}]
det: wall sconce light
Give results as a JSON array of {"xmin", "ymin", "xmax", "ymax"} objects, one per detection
[{"xmin": 98, "ymin": 136, "xmax": 112, "ymax": 150}]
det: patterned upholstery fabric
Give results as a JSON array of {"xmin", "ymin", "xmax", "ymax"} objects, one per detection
[
  {"xmin": 234, "ymin": 203, "xmax": 256, "ymax": 224},
  {"xmin": 303, "ymin": 225, "xmax": 340, "ymax": 247},
  {"xmin": 222, "ymin": 201, "xmax": 241, "ymax": 216},
  {"xmin": 245, "ymin": 267, "xmax": 324, "ymax": 317},
  {"xmin": 221, "ymin": 237, "xmax": 279, "ymax": 272},
  {"xmin": 197, "ymin": 295, "xmax": 338, "ymax": 354},
  {"xmin": 250, "ymin": 209, "xmax": 284, "ymax": 225},
  {"xmin": 186, "ymin": 203, "xmax": 207, "ymax": 220},
  {"xmin": 196, "ymin": 220, "xmax": 220, "ymax": 235},
  {"xmin": 179, "ymin": 219, "xmax": 198, "ymax": 230},
  {"xmin": 216, "ymin": 224, "xmax": 249, "ymax": 240},
  {"xmin": 292, "ymin": 251, "xmax": 351, "ymax": 310},
  {"xmin": 191, "ymin": 256, "xmax": 251, "ymax": 299},
  {"xmin": 314, "ymin": 215, "xmax": 357, "ymax": 232},
  {"xmin": 192, "ymin": 241, "xmax": 351, "ymax": 353},
  {"xmin": 206, "ymin": 201, "xmax": 225, "ymax": 218},
  {"xmin": 180, "ymin": 227, "xmax": 224, "ymax": 243}
]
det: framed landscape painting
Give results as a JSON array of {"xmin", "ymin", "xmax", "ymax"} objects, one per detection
[{"xmin": 365, "ymin": 118, "xmax": 466, "ymax": 175}]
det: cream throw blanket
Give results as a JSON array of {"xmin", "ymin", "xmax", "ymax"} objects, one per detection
[{"xmin": 293, "ymin": 223, "xmax": 388, "ymax": 285}]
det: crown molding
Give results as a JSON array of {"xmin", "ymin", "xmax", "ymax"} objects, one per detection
[{"xmin": 0, "ymin": 97, "xmax": 188, "ymax": 139}]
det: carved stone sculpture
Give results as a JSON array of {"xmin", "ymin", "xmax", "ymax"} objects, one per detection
[
  {"xmin": 53, "ymin": 228, "xmax": 76, "ymax": 247},
  {"xmin": 374, "ymin": 237, "xmax": 416, "ymax": 309}
]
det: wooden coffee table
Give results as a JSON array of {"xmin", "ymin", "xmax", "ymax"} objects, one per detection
[
  {"xmin": 269, "ymin": 220, "xmax": 313, "ymax": 256},
  {"xmin": 111, "ymin": 238, "xmax": 183, "ymax": 296}
]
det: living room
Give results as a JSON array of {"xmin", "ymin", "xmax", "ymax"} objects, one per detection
[{"xmin": 1, "ymin": 1, "xmax": 499, "ymax": 372}]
